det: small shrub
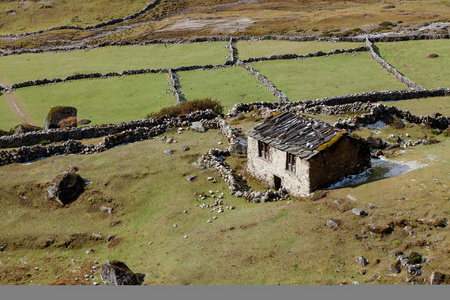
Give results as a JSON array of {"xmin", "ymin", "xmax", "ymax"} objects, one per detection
[
  {"xmin": 408, "ymin": 252, "xmax": 422, "ymax": 264},
  {"xmin": 379, "ymin": 21, "xmax": 394, "ymax": 27},
  {"xmin": 146, "ymin": 98, "xmax": 223, "ymax": 118},
  {"xmin": 312, "ymin": 28, "xmax": 319, "ymax": 32},
  {"xmin": 39, "ymin": 140, "xmax": 51, "ymax": 145}
]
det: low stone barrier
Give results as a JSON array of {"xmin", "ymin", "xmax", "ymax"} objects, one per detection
[
  {"xmin": 367, "ymin": 39, "xmax": 425, "ymax": 90},
  {"xmin": 168, "ymin": 69, "xmax": 186, "ymax": 104},
  {"xmin": 236, "ymin": 61, "xmax": 289, "ymax": 103},
  {"xmin": 0, "ymin": 110, "xmax": 219, "ymax": 149},
  {"xmin": 241, "ymin": 46, "xmax": 369, "ymax": 63},
  {"xmin": 0, "ymin": 0, "xmax": 161, "ymax": 39}
]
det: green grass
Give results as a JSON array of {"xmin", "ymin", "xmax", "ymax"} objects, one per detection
[
  {"xmin": 236, "ymin": 40, "xmax": 366, "ymax": 60},
  {"xmin": 0, "ymin": 0, "xmax": 149, "ymax": 34},
  {"xmin": 376, "ymin": 40, "xmax": 450, "ymax": 89},
  {"xmin": 0, "ymin": 42, "xmax": 228, "ymax": 86},
  {"xmin": 179, "ymin": 66, "xmax": 279, "ymax": 112},
  {"xmin": 382, "ymin": 96, "xmax": 450, "ymax": 117},
  {"xmin": 249, "ymin": 52, "xmax": 407, "ymax": 101},
  {"xmin": 0, "ymin": 119, "xmax": 448, "ymax": 285},
  {"xmin": 0, "ymin": 93, "xmax": 22, "ymax": 131},
  {"xmin": 14, "ymin": 74, "xmax": 173, "ymax": 127}
]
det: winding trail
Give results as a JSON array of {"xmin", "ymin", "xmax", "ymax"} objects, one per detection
[{"xmin": 5, "ymin": 91, "xmax": 32, "ymax": 125}]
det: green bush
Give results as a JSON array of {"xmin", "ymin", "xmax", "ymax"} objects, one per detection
[
  {"xmin": 379, "ymin": 21, "xmax": 394, "ymax": 27},
  {"xmin": 146, "ymin": 98, "xmax": 223, "ymax": 118},
  {"xmin": 408, "ymin": 252, "xmax": 423, "ymax": 264}
]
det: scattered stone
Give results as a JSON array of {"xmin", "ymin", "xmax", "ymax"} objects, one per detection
[
  {"xmin": 166, "ymin": 137, "xmax": 174, "ymax": 144},
  {"xmin": 366, "ymin": 224, "xmax": 394, "ymax": 235},
  {"xmin": 352, "ymin": 208, "xmax": 368, "ymax": 216},
  {"xmin": 430, "ymin": 271, "xmax": 450, "ymax": 285},
  {"xmin": 427, "ymin": 54, "xmax": 439, "ymax": 58},
  {"xmin": 334, "ymin": 200, "xmax": 340, "ymax": 205},
  {"xmin": 163, "ymin": 149, "xmax": 174, "ymax": 155},
  {"xmin": 235, "ymin": 191, "xmax": 243, "ymax": 197},
  {"xmin": 326, "ymin": 220, "xmax": 340, "ymax": 228},
  {"xmin": 356, "ymin": 256, "xmax": 369, "ymax": 266},
  {"xmin": 173, "ymin": 224, "xmax": 178, "ymax": 228},
  {"xmin": 183, "ymin": 145, "xmax": 190, "ymax": 151},
  {"xmin": 100, "ymin": 260, "xmax": 138, "ymax": 285},
  {"xmin": 86, "ymin": 249, "xmax": 95, "ymax": 254},
  {"xmin": 405, "ymin": 277, "xmax": 411, "ymax": 283},
  {"xmin": 359, "ymin": 270, "xmax": 366, "ymax": 275},
  {"xmin": 212, "ymin": 216, "xmax": 217, "ymax": 220},
  {"xmin": 389, "ymin": 261, "xmax": 401, "ymax": 274},
  {"xmin": 148, "ymin": 242, "xmax": 153, "ymax": 245},
  {"xmin": 100, "ymin": 206, "xmax": 113, "ymax": 214},
  {"xmin": 186, "ymin": 176, "xmax": 197, "ymax": 181},
  {"xmin": 183, "ymin": 210, "xmax": 188, "ymax": 214},
  {"xmin": 207, "ymin": 219, "xmax": 212, "ymax": 223},
  {"xmin": 218, "ymin": 142, "xmax": 223, "ymax": 145},
  {"xmin": 78, "ymin": 119, "xmax": 91, "ymax": 126},
  {"xmin": 106, "ymin": 235, "xmax": 115, "ymax": 242},
  {"xmin": 93, "ymin": 282, "xmax": 99, "ymax": 286},
  {"xmin": 383, "ymin": 5, "xmax": 395, "ymax": 9},
  {"xmin": 184, "ymin": 235, "xmax": 188, "ymax": 239}
]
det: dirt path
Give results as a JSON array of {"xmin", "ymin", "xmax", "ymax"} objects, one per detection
[{"xmin": 5, "ymin": 91, "xmax": 33, "ymax": 125}]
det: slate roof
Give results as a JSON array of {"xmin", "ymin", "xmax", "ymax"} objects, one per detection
[{"xmin": 245, "ymin": 112, "xmax": 346, "ymax": 160}]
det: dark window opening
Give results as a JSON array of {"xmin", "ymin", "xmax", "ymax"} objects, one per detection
[
  {"xmin": 258, "ymin": 141, "xmax": 270, "ymax": 160},
  {"xmin": 286, "ymin": 152, "xmax": 296, "ymax": 173},
  {"xmin": 274, "ymin": 175, "xmax": 282, "ymax": 190}
]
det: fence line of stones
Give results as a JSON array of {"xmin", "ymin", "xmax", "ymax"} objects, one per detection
[
  {"xmin": 0, "ymin": 0, "xmax": 161, "ymax": 39},
  {"xmin": 8, "ymin": 63, "xmax": 230, "ymax": 90},
  {"xmin": 167, "ymin": 69, "xmax": 186, "ymax": 104},
  {"xmin": 0, "ymin": 109, "xmax": 221, "ymax": 165},
  {"xmin": 226, "ymin": 37, "xmax": 238, "ymax": 65},
  {"xmin": 236, "ymin": 60, "xmax": 289, "ymax": 103},
  {"xmin": 0, "ymin": 110, "xmax": 219, "ymax": 149},
  {"xmin": 241, "ymin": 46, "xmax": 369, "ymax": 63},
  {"xmin": 2, "ymin": 33, "xmax": 448, "ymax": 58},
  {"xmin": 366, "ymin": 38, "xmax": 425, "ymax": 90}
]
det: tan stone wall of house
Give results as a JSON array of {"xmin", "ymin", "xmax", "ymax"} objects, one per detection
[
  {"xmin": 308, "ymin": 135, "xmax": 371, "ymax": 190},
  {"xmin": 247, "ymin": 137, "xmax": 311, "ymax": 197}
]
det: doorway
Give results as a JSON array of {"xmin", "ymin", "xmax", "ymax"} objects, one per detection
[{"xmin": 274, "ymin": 175, "xmax": 282, "ymax": 190}]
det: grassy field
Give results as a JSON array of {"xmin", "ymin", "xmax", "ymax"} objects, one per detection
[
  {"xmin": 236, "ymin": 40, "xmax": 366, "ymax": 60},
  {"xmin": 376, "ymin": 40, "xmax": 450, "ymax": 90},
  {"xmin": 0, "ymin": 0, "xmax": 150, "ymax": 34},
  {"xmin": 0, "ymin": 115, "xmax": 448, "ymax": 285},
  {"xmin": 13, "ymin": 74, "xmax": 173, "ymax": 127},
  {"xmin": 382, "ymin": 96, "xmax": 450, "ymax": 117},
  {"xmin": 178, "ymin": 66, "xmax": 279, "ymax": 112},
  {"xmin": 249, "ymin": 52, "xmax": 407, "ymax": 101},
  {"xmin": 0, "ymin": 93, "xmax": 22, "ymax": 130},
  {"xmin": 0, "ymin": 42, "xmax": 228, "ymax": 86}
]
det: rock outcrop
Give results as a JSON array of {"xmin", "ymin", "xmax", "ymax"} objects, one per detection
[{"xmin": 100, "ymin": 260, "xmax": 138, "ymax": 285}]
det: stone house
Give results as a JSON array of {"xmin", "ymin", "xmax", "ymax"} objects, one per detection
[{"xmin": 245, "ymin": 112, "xmax": 371, "ymax": 197}]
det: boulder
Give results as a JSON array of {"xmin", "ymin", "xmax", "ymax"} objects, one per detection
[
  {"xmin": 47, "ymin": 170, "xmax": 87, "ymax": 205},
  {"xmin": 352, "ymin": 208, "xmax": 368, "ymax": 216},
  {"xmin": 13, "ymin": 123, "xmax": 41, "ymax": 135},
  {"xmin": 100, "ymin": 260, "xmax": 138, "ymax": 285},
  {"xmin": 77, "ymin": 119, "xmax": 91, "ymax": 126},
  {"xmin": 44, "ymin": 106, "xmax": 77, "ymax": 130},
  {"xmin": 389, "ymin": 261, "xmax": 401, "ymax": 274},
  {"xmin": 430, "ymin": 271, "xmax": 450, "ymax": 285},
  {"xmin": 326, "ymin": 219, "xmax": 340, "ymax": 228},
  {"xmin": 427, "ymin": 54, "xmax": 439, "ymax": 58},
  {"xmin": 190, "ymin": 121, "xmax": 206, "ymax": 132}
]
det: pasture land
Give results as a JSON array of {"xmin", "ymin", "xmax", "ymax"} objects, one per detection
[
  {"xmin": 382, "ymin": 96, "xmax": 450, "ymax": 117},
  {"xmin": 376, "ymin": 40, "xmax": 450, "ymax": 90},
  {"xmin": 249, "ymin": 52, "xmax": 407, "ymax": 101},
  {"xmin": 236, "ymin": 40, "xmax": 366, "ymax": 60},
  {"xmin": 0, "ymin": 93, "xmax": 22, "ymax": 130},
  {"xmin": 13, "ymin": 74, "xmax": 173, "ymax": 127},
  {"xmin": 0, "ymin": 116, "xmax": 448, "ymax": 285},
  {"xmin": 0, "ymin": 42, "xmax": 228, "ymax": 86},
  {"xmin": 178, "ymin": 66, "xmax": 279, "ymax": 112}
]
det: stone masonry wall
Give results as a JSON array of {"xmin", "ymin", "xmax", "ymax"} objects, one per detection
[{"xmin": 246, "ymin": 136, "xmax": 311, "ymax": 197}]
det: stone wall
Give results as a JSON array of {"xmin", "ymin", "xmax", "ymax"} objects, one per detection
[
  {"xmin": 308, "ymin": 135, "xmax": 371, "ymax": 191},
  {"xmin": 0, "ymin": 0, "xmax": 161, "ymax": 38},
  {"xmin": 236, "ymin": 61, "xmax": 289, "ymax": 103},
  {"xmin": 0, "ymin": 110, "xmax": 219, "ymax": 149},
  {"xmin": 246, "ymin": 136, "xmax": 311, "ymax": 197},
  {"xmin": 241, "ymin": 46, "xmax": 369, "ymax": 63},
  {"xmin": 167, "ymin": 69, "xmax": 186, "ymax": 104},
  {"xmin": 366, "ymin": 39, "xmax": 425, "ymax": 90}
]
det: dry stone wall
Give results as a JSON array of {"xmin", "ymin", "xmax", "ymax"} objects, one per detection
[
  {"xmin": 366, "ymin": 39, "xmax": 425, "ymax": 90},
  {"xmin": 0, "ymin": 110, "xmax": 219, "ymax": 149},
  {"xmin": 167, "ymin": 69, "xmax": 186, "ymax": 104}
]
